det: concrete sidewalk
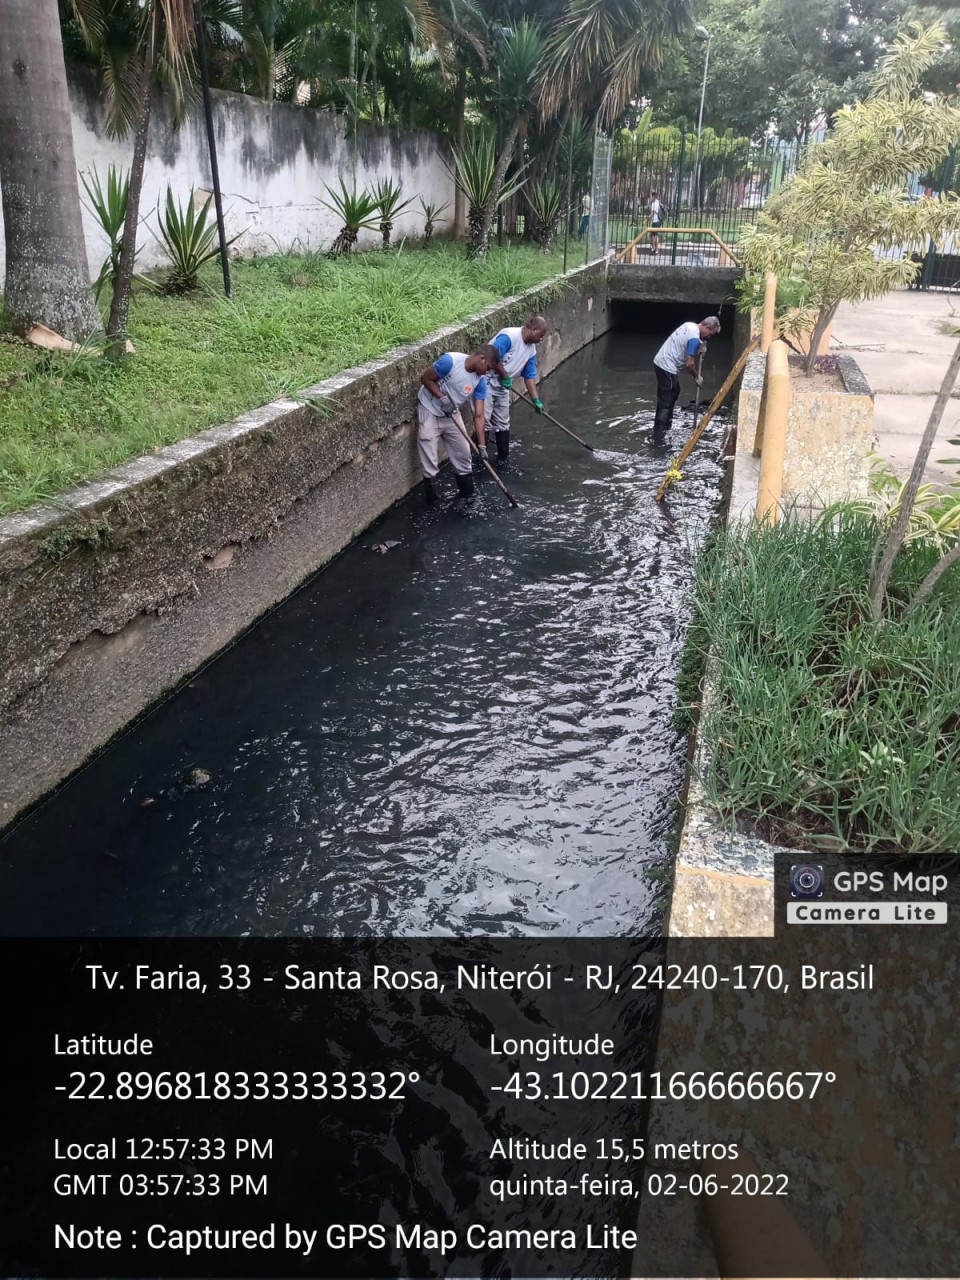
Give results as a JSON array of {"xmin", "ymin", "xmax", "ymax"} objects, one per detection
[{"xmin": 832, "ymin": 290, "xmax": 960, "ymax": 489}]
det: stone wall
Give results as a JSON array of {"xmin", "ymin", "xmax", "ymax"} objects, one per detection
[
  {"xmin": 0, "ymin": 263, "xmax": 610, "ymax": 827},
  {"xmin": 0, "ymin": 72, "xmax": 455, "ymax": 278}
]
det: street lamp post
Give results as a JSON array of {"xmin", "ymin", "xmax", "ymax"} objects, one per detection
[{"xmin": 693, "ymin": 24, "xmax": 712, "ymax": 215}]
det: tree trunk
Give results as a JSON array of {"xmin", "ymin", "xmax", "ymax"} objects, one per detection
[
  {"xmin": 869, "ymin": 338, "xmax": 960, "ymax": 616},
  {"xmin": 453, "ymin": 62, "xmax": 467, "ymax": 237},
  {"xmin": 803, "ymin": 302, "xmax": 838, "ymax": 374},
  {"xmin": 477, "ymin": 116, "xmax": 521, "ymax": 253},
  {"xmin": 908, "ymin": 536, "xmax": 960, "ymax": 612},
  {"xmin": 106, "ymin": 16, "xmax": 157, "ymax": 355},
  {"xmin": 0, "ymin": 0, "xmax": 102, "ymax": 341}
]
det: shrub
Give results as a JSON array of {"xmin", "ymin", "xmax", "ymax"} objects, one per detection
[{"xmin": 685, "ymin": 510, "xmax": 960, "ymax": 854}]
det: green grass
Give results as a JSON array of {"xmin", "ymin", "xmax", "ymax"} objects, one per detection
[
  {"xmin": 681, "ymin": 510, "xmax": 960, "ymax": 855},
  {"xmin": 0, "ymin": 241, "xmax": 570, "ymax": 515}
]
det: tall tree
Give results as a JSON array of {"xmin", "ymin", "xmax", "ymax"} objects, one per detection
[
  {"xmin": 539, "ymin": 0, "xmax": 698, "ymax": 125},
  {"xmin": 476, "ymin": 20, "xmax": 544, "ymax": 252},
  {"xmin": 70, "ymin": 0, "xmax": 195, "ymax": 354},
  {"xmin": 0, "ymin": 0, "xmax": 102, "ymax": 340}
]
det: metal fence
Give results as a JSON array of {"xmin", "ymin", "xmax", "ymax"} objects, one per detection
[{"xmin": 604, "ymin": 127, "xmax": 806, "ymax": 262}]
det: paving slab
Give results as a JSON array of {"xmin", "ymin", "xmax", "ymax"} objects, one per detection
[{"xmin": 833, "ymin": 291, "xmax": 960, "ymax": 488}]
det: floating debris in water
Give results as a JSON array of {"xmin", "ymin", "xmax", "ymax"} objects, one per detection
[
  {"xmin": 186, "ymin": 767, "xmax": 212, "ymax": 788},
  {"xmin": 370, "ymin": 541, "xmax": 401, "ymax": 554}
]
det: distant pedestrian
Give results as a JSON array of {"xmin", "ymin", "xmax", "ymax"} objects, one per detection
[
  {"xmin": 418, "ymin": 345, "xmax": 498, "ymax": 505},
  {"xmin": 649, "ymin": 192, "xmax": 663, "ymax": 253},
  {"xmin": 579, "ymin": 192, "xmax": 592, "ymax": 240},
  {"xmin": 481, "ymin": 316, "xmax": 548, "ymax": 462},
  {"xmin": 652, "ymin": 316, "xmax": 721, "ymax": 433}
]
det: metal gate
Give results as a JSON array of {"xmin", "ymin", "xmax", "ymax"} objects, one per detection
[{"xmin": 609, "ymin": 127, "xmax": 805, "ymax": 261}]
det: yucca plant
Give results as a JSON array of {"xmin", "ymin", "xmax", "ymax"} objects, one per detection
[
  {"xmin": 419, "ymin": 196, "xmax": 450, "ymax": 244},
  {"xmin": 372, "ymin": 178, "xmax": 415, "ymax": 249},
  {"xmin": 318, "ymin": 179, "xmax": 380, "ymax": 256},
  {"xmin": 443, "ymin": 132, "xmax": 527, "ymax": 258},
  {"xmin": 525, "ymin": 178, "xmax": 566, "ymax": 251},
  {"xmin": 80, "ymin": 164, "xmax": 155, "ymax": 302},
  {"xmin": 155, "ymin": 186, "xmax": 236, "ymax": 294}
]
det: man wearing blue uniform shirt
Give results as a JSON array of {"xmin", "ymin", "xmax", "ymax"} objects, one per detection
[
  {"xmin": 652, "ymin": 315, "xmax": 721, "ymax": 433},
  {"xmin": 418, "ymin": 344, "xmax": 498, "ymax": 504},
  {"xmin": 481, "ymin": 316, "xmax": 548, "ymax": 461}
]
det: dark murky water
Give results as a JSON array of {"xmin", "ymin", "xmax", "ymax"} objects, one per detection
[{"xmin": 0, "ymin": 329, "xmax": 729, "ymax": 937}]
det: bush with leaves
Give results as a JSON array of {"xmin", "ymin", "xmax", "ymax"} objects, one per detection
[
  {"xmin": 525, "ymin": 178, "xmax": 566, "ymax": 251},
  {"xmin": 318, "ymin": 180, "xmax": 381, "ymax": 256},
  {"xmin": 372, "ymin": 178, "xmax": 415, "ymax": 249},
  {"xmin": 685, "ymin": 508, "xmax": 960, "ymax": 854},
  {"xmin": 155, "ymin": 186, "xmax": 236, "ymax": 294},
  {"xmin": 741, "ymin": 23, "xmax": 960, "ymax": 374},
  {"xmin": 443, "ymin": 130, "xmax": 527, "ymax": 258},
  {"xmin": 419, "ymin": 196, "xmax": 449, "ymax": 244},
  {"xmin": 81, "ymin": 164, "xmax": 156, "ymax": 303}
]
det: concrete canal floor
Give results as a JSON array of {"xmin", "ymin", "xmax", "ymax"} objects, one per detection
[{"xmin": 0, "ymin": 328, "xmax": 731, "ymax": 937}]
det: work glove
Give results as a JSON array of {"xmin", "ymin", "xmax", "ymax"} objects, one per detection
[
  {"xmin": 694, "ymin": 376, "xmax": 703, "ymax": 388},
  {"xmin": 532, "ymin": 398, "xmax": 545, "ymax": 414},
  {"xmin": 501, "ymin": 374, "xmax": 513, "ymax": 389},
  {"xmin": 476, "ymin": 444, "xmax": 489, "ymax": 461},
  {"xmin": 437, "ymin": 395, "xmax": 456, "ymax": 415}
]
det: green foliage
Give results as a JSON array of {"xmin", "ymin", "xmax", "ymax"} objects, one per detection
[
  {"xmin": 443, "ymin": 130, "xmax": 527, "ymax": 257},
  {"xmin": 525, "ymin": 178, "xmax": 567, "ymax": 250},
  {"xmin": 372, "ymin": 178, "xmax": 415, "ymax": 249},
  {"xmin": 834, "ymin": 457, "xmax": 960, "ymax": 551},
  {"xmin": 539, "ymin": 0, "xmax": 699, "ymax": 124},
  {"xmin": 80, "ymin": 164, "xmax": 127, "ymax": 301},
  {"xmin": 155, "ymin": 186, "xmax": 234, "ymax": 293},
  {"xmin": 318, "ymin": 179, "xmax": 381, "ymax": 256},
  {"xmin": 0, "ymin": 242, "xmax": 569, "ymax": 514},
  {"xmin": 648, "ymin": 0, "xmax": 915, "ymax": 141},
  {"xmin": 741, "ymin": 23, "xmax": 960, "ymax": 371},
  {"xmin": 80, "ymin": 164, "xmax": 156, "ymax": 301},
  {"xmin": 418, "ymin": 196, "xmax": 450, "ymax": 243},
  {"xmin": 687, "ymin": 510, "xmax": 960, "ymax": 854}
]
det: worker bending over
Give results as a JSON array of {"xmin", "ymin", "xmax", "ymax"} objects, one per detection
[
  {"xmin": 481, "ymin": 316, "xmax": 548, "ymax": 462},
  {"xmin": 652, "ymin": 315, "xmax": 721, "ymax": 433},
  {"xmin": 418, "ymin": 345, "xmax": 498, "ymax": 505}
]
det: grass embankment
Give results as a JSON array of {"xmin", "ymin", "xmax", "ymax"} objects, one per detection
[
  {"xmin": 679, "ymin": 512, "xmax": 960, "ymax": 855},
  {"xmin": 0, "ymin": 242, "xmax": 569, "ymax": 516}
]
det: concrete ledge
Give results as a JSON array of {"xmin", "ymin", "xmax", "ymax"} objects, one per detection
[
  {"xmin": 607, "ymin": 264, "xmax": 741, "ymax": 306},
  {"xmin": 737, "ymin": 349, "xmax": 876, "ymax": 506},
  {"xmin": 0, "ymin": 263, "xmax": 610, "ymax": 827}
]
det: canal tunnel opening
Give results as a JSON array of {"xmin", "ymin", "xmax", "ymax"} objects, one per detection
[
  {"xmin": 609, "ymin": 299, "xmax": 739, "ymax": 336},
  {"xmin": 0, "ymin": 322, "xmax": 734, "ymax": 939}
]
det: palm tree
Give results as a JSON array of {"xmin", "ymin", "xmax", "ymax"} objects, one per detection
[
  {"xmin": 476, "ymin": 20, "xmax": 545, "ymax": 252},
  {"xmin": 539, "ymin": 0, "xmax": 697, "ymax": 125},
  {"xmin": 69, "ymin": 0, "xmax": 195, "ymax": 354},
  {"xmin": 0, "ymin": 0, "xmax": 103, "ymax": 341}
]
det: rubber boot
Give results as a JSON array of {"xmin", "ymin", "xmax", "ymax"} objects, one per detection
[
  {"xmin": 423, "ymin": 475, "xmax": 438, "ymax": 504},
  {"xmin": 455, "ymin": 472, "xmax": 476, "ymax": 499},
  {"xmin": 495, "ymin": 430, "xmax": 510, "ymax": 461}
]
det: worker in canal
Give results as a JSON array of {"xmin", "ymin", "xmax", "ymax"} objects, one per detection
[
  {"xmin": 480, "ymin": 316, "xmax": 548, "ymax": 462},
  {"xmin": 418, "ymin": 345, "xmax": 499, "ymax": 505},
  {"xmin": 652, "ymin": 315, "xmax": 721, "ymax": 433}
]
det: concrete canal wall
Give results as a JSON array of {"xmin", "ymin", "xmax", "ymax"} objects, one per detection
[{"xmin": 0, "ymin": 263, "xmax": 610, "ymax": 828}]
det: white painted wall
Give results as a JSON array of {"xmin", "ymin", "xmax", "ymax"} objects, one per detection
[{"xmin": 0, "ymin": 72, "xmax": 455, "ymax": 278}]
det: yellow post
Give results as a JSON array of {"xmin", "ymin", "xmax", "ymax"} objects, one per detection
[
  {"xmin": 760, "ymin": 271, "xmax": 777, "ymax": 353},
  {"xmin": 755, "ymin": 339, "xmax": 790, "ymax": 525}
]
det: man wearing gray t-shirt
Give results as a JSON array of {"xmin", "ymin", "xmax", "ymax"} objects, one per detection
[{"xmin": 652, "ymin": 316, "xmax": 721, "ymax": 433}]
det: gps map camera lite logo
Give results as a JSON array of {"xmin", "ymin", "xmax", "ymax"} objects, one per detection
[{"xmin": 790, "ymin": 864, "xmax": 824, "ymax": 899}]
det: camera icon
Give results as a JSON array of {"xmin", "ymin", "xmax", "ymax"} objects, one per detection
[{"xmin": 790, "ymin": 864, "xmax": 824, "ymax": 899}]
